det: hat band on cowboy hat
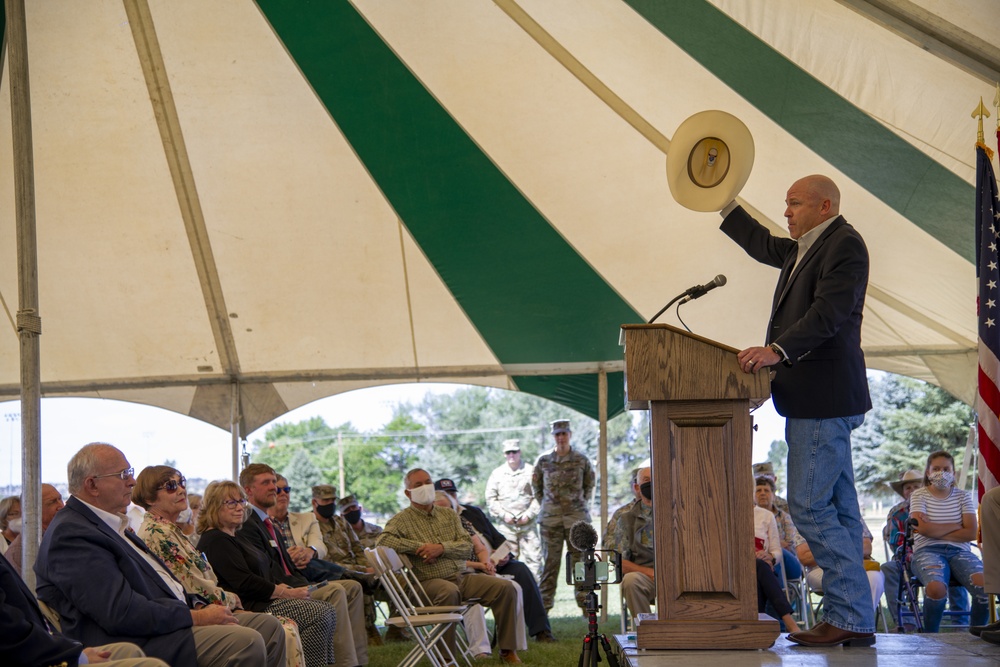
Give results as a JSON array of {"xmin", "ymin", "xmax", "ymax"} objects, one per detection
[{"xmin": 666, "ymin": 110, "xmax": 754, "ymax": 212}]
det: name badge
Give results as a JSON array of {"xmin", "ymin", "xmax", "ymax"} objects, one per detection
[{"xmin": 269, "ymin": 540, "xmax": 279, "ymax": 548}]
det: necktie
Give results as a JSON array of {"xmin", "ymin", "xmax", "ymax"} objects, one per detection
[{"xmin": 264, "ymin": 517, "xmax": 292, "ymax": 576}]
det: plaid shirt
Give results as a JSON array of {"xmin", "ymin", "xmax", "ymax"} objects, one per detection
[
  {"xmin": 885, "ymin": 500, "xmax": 909, "ymax": 559},
  {"xmin": 376, "ymin": 505, "xmax": 473, "ymax": 581}
]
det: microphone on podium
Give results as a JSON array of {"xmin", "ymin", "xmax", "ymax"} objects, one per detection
[{"xmin": 647, "ymin": 274, "xmax": 728, "ymax": 324}]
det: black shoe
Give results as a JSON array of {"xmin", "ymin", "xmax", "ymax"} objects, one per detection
[
  {"xmin": 982, "ymin": 630, "xmax": 1000, "ymax": 645},
  {"xmin": 532, "ymin": 630, "xmax": 556, "ymax": 643},
  {"xmin": 971, "ymin": 620, "xmax": 1000, "ymax": 637}
]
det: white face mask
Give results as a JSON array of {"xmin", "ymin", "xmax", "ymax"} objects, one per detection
[
  {"xmin": 409, "ymin": 483, "xmax": 437, "ymax": 506},
  {"xmin": 929, "ymin": 470, "xmax": 954, "ymax": 490},
  {"xmin": 177, "ymin": 508, "xmax": 193, "ymax": 524},
  {"xmin": 7, "ymin": 518, "xmax": 22, "ymax": 534}
]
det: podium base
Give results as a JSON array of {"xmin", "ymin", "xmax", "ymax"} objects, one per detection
[{"xmin": 635, "ymin": 614, "xmax": 780, "ymax": 650}]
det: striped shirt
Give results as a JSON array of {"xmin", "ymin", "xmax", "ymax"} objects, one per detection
[{"xmin": 909, "ymin": 486, "xmax": 975, "ymax": 552}]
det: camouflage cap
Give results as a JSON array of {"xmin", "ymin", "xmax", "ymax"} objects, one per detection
[
  {"xmin": 502, "ymin": 439, "xmax": 521, "ymax": 453},
  {"xmin": 311, "ymin": 484, "xmax": 337, "ymax": 501},
  {"xmin": 550, "ymin": 419, "xmax": 571, "ymax": 434},
  {"xmin": 338, "ymin": 494, "xmax": 361, "ymax": 511},
  {"xmin": 752, "ymin": 461, "xmax": 775, "ymax": 478}
]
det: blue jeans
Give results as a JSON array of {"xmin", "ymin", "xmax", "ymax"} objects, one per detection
[
  {"xmin": 786, "ymin": 414, "xmax": 874, "ymax": 633},
  {"xmin": 910, "ymin": 543, "xmax": 987, "ymax": 632}
]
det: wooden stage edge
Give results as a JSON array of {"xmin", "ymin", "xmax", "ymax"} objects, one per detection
[{"xmin": 635, "ymin": 614, "xmax": 780, "ymax": 650}]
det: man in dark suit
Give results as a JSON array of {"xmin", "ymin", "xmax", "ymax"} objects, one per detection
[
  {"xmin": 239, "ymin": 463, "xmax": 368, "ymax": 667},
  {"xmin": 35, "ymin": 443, "xmax": 274, "ymax": 666},
  {"xmin": 434, "ymin": 478, "xmax": 554, "ymax": 643},
  {"xmin": 1, "ymin": 554, "xmax": 168, "ymax": 666},
  {"xmin": 720, "ymin": 175, "xmax": 874, "ymax": 647}
]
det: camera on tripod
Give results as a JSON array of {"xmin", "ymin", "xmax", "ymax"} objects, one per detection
[{"xmin": 563, "ymin": 521, "xmax": 623, "ymax": 589}]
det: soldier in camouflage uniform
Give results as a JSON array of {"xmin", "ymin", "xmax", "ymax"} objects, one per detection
[
  {"xmin": 605, "ymin": 465, "xmax": 655, "ymax": 618},
  {"xmin": 339, "ymin": 494, "xmax": 383, "ymax": 550},
  {"xmin": 531, "ymin": 419, "xmax": 595, "ymax": 610},
  {"xmin": 485, "ymin": 439, "xmax": 542, "ymax": 578},
  {"xmin": 311, "ymin": 485, "xmax": 381, "ymax": 644}
]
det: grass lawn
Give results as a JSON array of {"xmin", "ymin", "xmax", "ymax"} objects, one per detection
[{"xmin": 368, "ymin": 576, "xmax": 623, "ymax": 667}]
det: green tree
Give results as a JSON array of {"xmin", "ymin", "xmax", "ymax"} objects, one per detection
[
  {"xmin": 853, "ymin": 374, "xmax": 974, "ymax": 495},
  {"xmin": 766, "ymin": 440, "xmax": 788, "ymax": 495},
  {"xmin": 283, "ymin": 448, "xmax": 325, "ymax": 512}
]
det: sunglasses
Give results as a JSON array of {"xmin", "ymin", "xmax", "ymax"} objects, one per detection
[
  {"xmin": 158, "ymin": 477, "xmax": 187, "ymax": 493},
  {"xmin": 276, "ymin": 486, "xmax": 291, "ymax": 495}
]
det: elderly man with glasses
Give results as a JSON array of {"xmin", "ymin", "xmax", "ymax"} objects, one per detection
[{"xmin": 34, "ymin": 443, "xmax": 274, "ymax": 666}]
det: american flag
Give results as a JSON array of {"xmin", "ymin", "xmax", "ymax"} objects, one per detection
[{"xmin": 977, "ymin": 141, "xmax": 1000, "ymax": 500}]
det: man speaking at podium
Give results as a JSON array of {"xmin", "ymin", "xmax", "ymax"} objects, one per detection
[{"xmin": 719, "ymin": 174, "xmax": 874, "ymax": 647}]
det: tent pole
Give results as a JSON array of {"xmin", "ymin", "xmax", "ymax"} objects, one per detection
[
  {"xmin": 6, "ymin": 0, "xmax": 42, "ymax": 589},
  {"xmin": 598, "ymin": 369, "xmax": 608, "ymax": 621},
  {"xmin": 231, "ymin": 381, "xmax": 241, "ymax": 481}
]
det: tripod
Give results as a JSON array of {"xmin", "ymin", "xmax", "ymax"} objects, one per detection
[{"xmin": 578, "ymin": 587, "xmax": 620, "ymax": 667}]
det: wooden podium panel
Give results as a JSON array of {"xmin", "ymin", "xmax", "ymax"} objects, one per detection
[{"xmin": 621, "ymin": 324, "xmax": 778, "ymax": 649}]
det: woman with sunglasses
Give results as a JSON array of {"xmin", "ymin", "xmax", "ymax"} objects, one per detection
[
  {"xmin": 133, "ymin": 466, "xmax": 304, "ymax": 667},
  {"xmin": 198, "ymin": 480, "xmax": 338, "ymax": 667}
]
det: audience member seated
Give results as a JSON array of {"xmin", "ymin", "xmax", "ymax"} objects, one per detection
[
  {"xmin": 197, "ymin": 479, "xmax": 339, "ymax": 667},
  {"xmin": 133, "ymin": 466, "xmax": 297, "ymax": 667},
  {"xmin": 4, "ymin": 483, "xmax": 64, "ymax": 575},
  {"xmin": 377, "ymin": 468, "xmax": 522, "ymax": 664},
  {"xmin": 753, "ymin": 505, "xmax": 800, "ymax": 633},
  {"xmin": 881, "ymin": 469, "xmax": 969, "ymax": 627},
  {"xmin": 268, "ymin": 477, "xmax": 345, "ymax": 585},
  {"xmin": 601, "ymin": 467, "xmax": 640, "ymax": 551},
  {"xmin": 434, "ymin": 478, "xmax": 553, "ymax": 643},
  {"xmin": 796, "ymin": 519, "xmax": 884, "ymax": 617},
  {"xmin": 754, "ymin": 476, "xmax": 802, "ymax": 581},
  {"xmin": 909, "ymin": 450, "xmax": 988, "ymax": 631},
  {"xmin": 34, "ymin": 443, "xmax": 273, "ymax": 666},
  {"xmin": 1, "ymin": 553, "xmax": 169, "ymax": 666},
  {"xmin": 339, "ymin": 494, "xmax": 382, "ymax": 550},
  {"xmin": 752, "ymin": 462, "xmax": 789, "ymax": 514},
  {"xmin": 433, "ymin": 489, "xmax": 528, "ymax": 657},
  {"xmin": 972, "ymin": 485, "xmax": 1000, "ymax": 644},
  {"xmin": 236, "ymin": 464, "xmax": 368, "ymax": 667},
  {"xmin": 181, "ymin": 491, "xmax": 202, "ymax": 544},
  {"xmin": 604, "ymin": 465, "xmax": 655, "ymax": 620},
  {"xmin": 0, "ymin": 495, "xmax": 21, "ymax": 555}
]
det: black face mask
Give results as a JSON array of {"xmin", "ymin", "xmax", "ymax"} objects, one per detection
[
  {"xmin": 344, "ymin": 509, "xmax": 362, "ymax": 525},
  {"xmin": 315, "ymin": 503, "xmax": 336, "ymax": 519},
  {"xmin": 639, "ymin": 482, "xmax": 652, "ymax": 502}
]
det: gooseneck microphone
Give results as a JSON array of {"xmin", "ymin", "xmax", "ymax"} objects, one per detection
[
  {"xmin": 569, "ymin": 520, "xmax": 599, "ymax": 552},
  {"xmin": 647, "ymin": 274, "xmax": 728, "ymax": 324}
]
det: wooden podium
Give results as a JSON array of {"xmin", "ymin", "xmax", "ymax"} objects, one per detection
[{"xmin": 620, "ymin": 324, "xmax": 779, "ymax": 650}]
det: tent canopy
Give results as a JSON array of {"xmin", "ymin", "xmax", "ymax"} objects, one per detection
[{"xmin": 1, "ymin": 0, "xmax": 997, "ymax": 433}]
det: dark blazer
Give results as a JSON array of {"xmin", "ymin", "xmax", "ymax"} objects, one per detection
[
  {"xmin": 34, "ymin": 496, "xmax": 198, "ymax": 665},
  {"xmin": 237, "ymin": 509, "xmax": 310, "ymax": 588},
  {"xmin": 0, "ymin": 554, "xmax": 83, "ymax": 667},
  {"xmin": 199, "ymin": 528, "xmax": 279, "ymax": 613},
  {"xmin": 721, "ymin": 206, "xmax": 871, "ymax": 418}
]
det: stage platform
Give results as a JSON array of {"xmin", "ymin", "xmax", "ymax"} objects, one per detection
[{"xmin": 613, "ymin": 631, "xmax": 1000, "ymax": 665}]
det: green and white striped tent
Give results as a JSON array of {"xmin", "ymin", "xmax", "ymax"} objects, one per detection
[{"xmin": 2, "ymin": 0, "xmax": 998, "ymax": 435}]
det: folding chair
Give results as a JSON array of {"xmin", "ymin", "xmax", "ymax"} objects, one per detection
[
  {"xmin": 365, "ymin": 547, "xmax": 469, "ymax": 667},
  {"xmin": 375, "ymin": 547, "xmax": 488, "ymax": 658}
]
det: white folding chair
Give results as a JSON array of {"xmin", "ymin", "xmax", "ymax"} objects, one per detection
[{"xmin": 365, "ymin": 547, "xmax": 469, "ymax": 667}]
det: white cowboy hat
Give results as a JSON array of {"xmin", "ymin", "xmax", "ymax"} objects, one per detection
[
  {"xmin": 888, "ymin": 469, "xmax": 924, "ymax": 497},
  {"xmin": 666, "ymin": 110, "xmax": 755, "ymax": 212}
]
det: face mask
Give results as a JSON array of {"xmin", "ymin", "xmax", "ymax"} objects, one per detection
[
  {"xmin": 409, "ymin": 483, "xmax": 437, "ymax": 506},
  {"xmin": 344, "ymin": 509, "xmax": 362, "ymax": 525},
  {"xmin": 177, "ymin": 509, "xmax": 193, "ymax": 524},
  {"xmin": 315, "ymin": 503, "xmax": 336, "ymax": 519},
  {"xmin": 7, "ymin": 518, "xmax": 22, "ymax": 534},
  {"xmin": 639, "ymin": 482, "xmax": 652, "ymax": 502},
  {"xmin": 929, "ymin": 471, "xmax": 954, "ymax": 490}
]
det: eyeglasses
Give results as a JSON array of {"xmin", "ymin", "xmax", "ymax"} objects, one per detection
[
  {"xmin": 222, "ymin": 498, "xmax": 248, "ymax": 509},
  {"xmin": 92, "ymin": 467, "xmax": 135, "ymax": 481},
  {"xmin": 157, "ymin": 477, "xmax": 187, "ymax": 493},
  {"xmin": 276, "ymin": 486, "xmax": 291, "ymax": 495}
]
